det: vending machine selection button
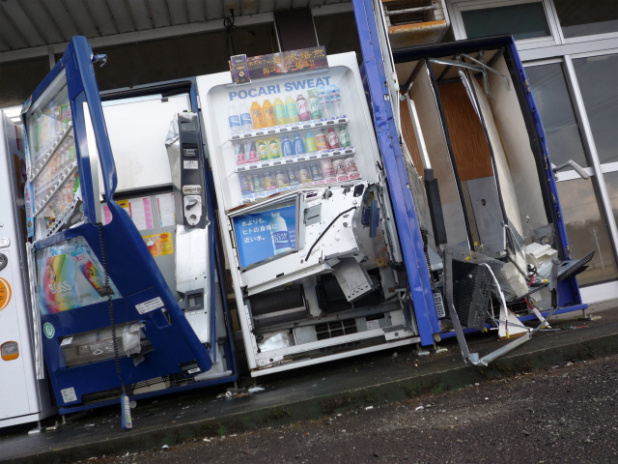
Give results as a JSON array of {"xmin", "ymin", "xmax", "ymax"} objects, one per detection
[{"xmin": 0, "ymin": 237, "xmax": 9, "ymax": 248}]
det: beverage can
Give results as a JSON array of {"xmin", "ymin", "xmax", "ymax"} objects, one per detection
[
  {"xmin": 307, "ymin": 90, "xmax": 321, "ymax": 120},
  {"xmin": 299, "ymin": 164, "xmax": 312, "ymax": 184},
  {"xmin": 252, "ymin": 173, "xmax": 264, "ymax": 192},
  {"xmin": 327, "ymin": 128, "xmax": 340, "ymax": 149},
  {"xmin": 275, "ymin": 169, "xmax": 290, "ymax": 188},
  {"xmin": 257, "ymin": 139, "xmax": 269, "ymax": 160},
  {"xmin": 239, "ymin": 174, "xmax": 254, "ymax": 195},
  {"xmin": 333, "ymin": 158, "xmax": 349, "ymax": 182},
  {"xmin": 345, "ymin": 156, "xmax": 360, "ymax": 179},
  {"xmin": 310, "ymin": 162, "xmax": 323, "ymax": 181},
  {"xmin": 287, "ymin": 166, "xmax": 301, "ymax": 186},
  {"xmin": 293, "ymin": 134, "xmax": 306, "ymax": 155},
  {"xmin": 304, "ymin": 132, "xmax": 317, "ymax": 153},
  {"xmin": 263, "ymin": 170, "xmax": 276, "ymax": 190},
  {"xmin": 269, "ymin": 138, "xmax": 282, "ymax": 159},
  {"xmin": 296, "ymin": 94, "xmax": 310, "ymax": 121},
  {"xmin": 315, "ymin": 131, "xmax": 328, "ymax": 151},
  {"xmin": 320, "ymin": 158, "xmax": 335, "ymax": 182}
]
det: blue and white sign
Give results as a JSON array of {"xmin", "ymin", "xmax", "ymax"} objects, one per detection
[{"xmin": 233, "ymin": 205, "xmax": 297, "ymax": 268}]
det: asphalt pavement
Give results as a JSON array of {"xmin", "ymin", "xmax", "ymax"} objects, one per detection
[{"xmin": 1, "ymin": 301, "xmax": 616, "ymax": 464}]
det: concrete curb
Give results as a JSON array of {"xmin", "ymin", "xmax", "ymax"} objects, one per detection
[{"xmin": 7, "ymin": 329, "xmax": 617, "ymax": 464}]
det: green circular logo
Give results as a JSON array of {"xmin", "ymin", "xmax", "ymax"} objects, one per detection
[{"xmin": 43, "ymin": 322, "xmax": 55, "ymax": 339}]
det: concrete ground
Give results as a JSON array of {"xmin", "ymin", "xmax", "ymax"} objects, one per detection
[{"xmin": 1, "ymin": 302, "xmax": 616, "ymax": 464}]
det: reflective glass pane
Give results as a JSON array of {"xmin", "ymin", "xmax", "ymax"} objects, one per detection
[
  {"xmin": 526, "ymin": 63, "xmax": 588, "ymax": 168},
  {"xmin": 556, "ymin": 178, "xmax": 618, "ymax": 286},
  {"xmin": 462, "ymin": 3, "xmax": 550, "ymax": 40},
  {"xmin": 554, "ymin": 0, "xmax": 618, "ymax": 39},
  {"xmin": 573, "ymin": 54, "xmax": 618, "ymax": 165},
  {"xmin": 606, "ymin": 170, "xmax": 618, "ymax": 230}
]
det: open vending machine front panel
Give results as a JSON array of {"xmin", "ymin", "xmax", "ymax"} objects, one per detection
[
  {"xmin": 391, "ymin": 37, "xmax": 591, "ymax": 360},
  {"xmin": 198, "ymin": 52, "xmax": 422, "ymax": 376}
]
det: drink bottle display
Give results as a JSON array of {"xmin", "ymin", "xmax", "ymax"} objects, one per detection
[
  {"xmin": 228, "ymin": 103, "xmax": 240, "ymax": 135},
  {"xmin": 235, "ymin": 142, "xmax": 247, "ymax": 164},
  {"xmin": 345, "ymin": 156, "xmax": 360, "ymax": 179},
  {"xmin": 310, "ymin": 162, "xmax": 323, "ymax": 182},
  {"xmin": 247, "ymin": 141, "xmax": 259, "ymax": 163},
  {"xmin": 327, "ymin": 128, "xmax": 340, "ymax": 149},
  {"xmin": 263, "ymin": 170, "xmax": 276, "ymax": 190},
  {"xmin": 338, "ymin": 125, "xmax": 352, "ymax": 147},
  {"xmin": 304, "ymin": 132, "xmax": 317, "ymax": 153},
  {"xmin": 251, "ymin": 100, "xmax": 265, "ymax": 129},
  {"xmin": 274, "ymin": 97, "xmax": 287, "ymax": 125},
  {"xmin": 307, "ymin": 90, "xmax": 321, "ymax": 120},
  {"xmin": 318, "ymin": 86, "xmax": 333, "ymax": 119},
  {"xmin": 293, "ymin": 133, "xmax": 306, "ymax": 155},
  {"xmin": 315, "ymin": 131, "xmax": 328, "ymax": 151},
  {"xmin": 299, "ymin": 164, "xmax": 312, "ymax": 184},
  {"xmin": 239, "ymin": 174, "xmax": 254, "ymax": 196},
  {"xmin": 285, "ymin": 95, "xmax": 299, "ymax": 123},
  {"xmin": 281, "ymin": 135, "xmax": 294, "ymax": 158},
  {"xmin": 330, "ymin": 84, "xmax": 343, "ymax": 116},
  {"xmin": 252, "ymin": 173, "xmax": 265, "ymax": 192},
  {"xmin": 240, "ymin": 103, "xmax": 253, "ymax": 133},
  {"xmin": 269, "ymin": 137, "xmax": 282, "ymax": 159},
  {"xmin": 287, "ymin": 165, "xmax": 301, "ymax": 186},
  {"xmin": 257, "ymin": 139, "xmax": 269, "ymax": 160},
  {"xmin": 333, "ymin": 158, "xmax": 349, "ymax": 182},
  {"xmin": 270, "ymin": 212, "xmax": 292, "ymax": 255},
  {"xmin": 262, "ymin": 99, "xmax": 276, "ymax": 127},
  {"xmin": 275, "ymin": 169, "xmax": 290, "ymax": 188},
  {"xmin": 320, "ymin": 158, "xmax": 335, "ymax": 183},
  {"xmin": 296, "ymin": 94, "xmax": 310, "ymax": 121}
]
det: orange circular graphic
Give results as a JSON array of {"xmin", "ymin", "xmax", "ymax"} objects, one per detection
[{"xmin": 0, "ymin": 277, "xmax": 12, "ymax": 311}]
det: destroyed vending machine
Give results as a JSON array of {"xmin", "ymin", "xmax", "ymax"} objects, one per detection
[
  {"xmin": 21, "ymin": 36, "xmax": 235, "ymax": 415},
  {"xmin": 0, "ymin": 111, "xmax": 55, "ymax": 428},
  {"xmin": 197, "ymin": 50, "xmax": 423, "ymax": 376}
]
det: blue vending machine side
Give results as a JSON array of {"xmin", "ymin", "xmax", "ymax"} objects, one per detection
[
  {"xmin": 21, "ymin": 37, "xmax": 235, "ymax": 414},
  {"xmin": 352, "ymin": 0, "xmax": 588, "ymax": 349}
]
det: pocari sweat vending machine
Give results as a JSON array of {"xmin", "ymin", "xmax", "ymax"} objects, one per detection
[
  {"xmin": 21, "ymin": 37, "xmax": 235, "ymax": 415},
  {"xmin": 0, "ymin": 111, "xmax": 55, "ymax": 429},
  {"xmin": 197, "ymin": 51, "xmax": 423, "ymax": 376}
]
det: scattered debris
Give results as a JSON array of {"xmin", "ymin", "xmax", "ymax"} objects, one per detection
[
  {"xmin": 415, "ymin": 405, "xmax": 424, "ymax": 411},
  {"xmin": 416, "ymin": 350, "xmax": 430, "ymax": 356},
  {"xmin": 161, "ymin": 444, "xmax": 169, "ymax": 451},
  {"xmin": 365, "ymin": 406, "xmax": 374, "ymax": 411},
  {"xmin": 248, "ymin": 386, "xmax": 265, "ymax": 394}
]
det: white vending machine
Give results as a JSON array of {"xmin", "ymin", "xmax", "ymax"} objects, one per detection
[
  {"xmin": 197, "ymin": 52, "xmax": 421, "ymax": 376},
  {"xmin": 0, "ymin": 111, "xmax": 55, "ymax": 428}
]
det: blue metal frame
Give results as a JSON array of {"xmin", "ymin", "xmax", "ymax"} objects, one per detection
[
  {"xmin": 353, "ymin": 0, "xmax": 440, "ymax": 345},
  {"xmin": 23, "ymin": 37, "xmax": 229, "ymax": 412}
]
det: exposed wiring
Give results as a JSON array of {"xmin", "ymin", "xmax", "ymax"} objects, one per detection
[
  {"xmin": 304, "ymin": 206, "xmax": 357, "ymax": 261},
  {"xmin": 479, "ymin": 262, "xmax": 511, "ymax": 334},
  {"xmin": 224, "ymin": 10, "xmax": 237, "ymax": 56}
]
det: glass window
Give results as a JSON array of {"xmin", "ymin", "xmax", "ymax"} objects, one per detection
[
  {"xmin": 573, "ymin": 54, "xmax": 618, "ymax": 165},
  {"xmin": 554, "ymin": 0, "xmax": 618, "ymax": 39},
  {"xmin": 461, "ymin": 2, "xmax": 550, "ymax": 40},
  {"xmin": 556, "ymin": 178, "xmax": 618, "ymax": 286},
  {"xmin": 526, "ymin": 62, "xmax": 588, "ymax": 168}
]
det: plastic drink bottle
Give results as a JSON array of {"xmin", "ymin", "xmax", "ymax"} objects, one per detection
[
  {"xmin": 318, "ymin": 86, "xmax": 332, "ymax": 119},
  {"xmin": 247, "ymin": 141, "xmax": 259, "ymax": 163},
  {"xmin": 307, "ymin": 90, "xmax": 321, "ymax": 120},
  {"xmin": 263, "ymin": 171, "xmax": 276, "ymax": 190},
  {"xmin": 315, "ymin": 131, "xmax": 328, "ymax": 151},
  {"xmin": 296, "ymin": 94, "xmax": 310, "ymax": 121},
  {"xmin": 257, "ymin": 139, "xmax": 269, "ymax": 160},
  {"xmin": 274, "ymin": 96, "xmax": 287, "ymax": 125},
  {"xmin": 310, "ymin": 162, "xmax": 323, "ymax": 181},
  {"xmin": 269, "ymin": 137, "xmax": 282, "ymax": 159},
  {"xmin": 294, "ymin": 133, "xmax": 306, "ymax": 155},
  {"xmin": 252, "ymin": 173, "xmax": 265, "ymax": 192},
  {"xmin": 271, "ymin": 212, "xmax": 292, "ymax": 255},
  {"xmin": 281, "ymin": 135, "xmax": 294, "ymax": 158},
  {"xmin": 239, "ymin": 103, "xmax": 253, "ymax": 133},
  {"xmin": 304, "ymin": 132, "xmax": 317, "ymax": 153},
  {"xmin": 299, "ymin": 164, "xmax": 313, "ymax": 184},
  {"xmin": 333, "ymin": 158, "xmax": 349, "ymax": 182},
  {"xmin": 262, "ymin": 99, "xmax": 276, "ymax": 127},
  {"xmin": 345, "ymin": 156, "xmax": 360, "ymax": 179},
  {"xmin": 285, "ymin": 95, "xmax": 299, "ymax": 123},
  {"xmin": 275, "ymin": 169, "xmax": 290, "ymax": 188},
  {"xmin": 235, "ymin": 143, "xmax": 246, "ymax": 164},
  {"xmin": 338, "ymin": 125, "xmax": 352, "ymax": 147},
  {"xmin": 251, "ymin": 100, "xmax": 265, "ymax": 129},
  {"xmin": 330, "ymin": 84, "xmax": 343, "ymax": 116},
  {"xmin": 239, "ymin": 174, "xmax": 254, "ymax": 196},
  {"xmin": 320, "ymin": 158, "xmax": 335, "ymax": 183},
  {"xmin": 228, "ymin": 103, "xmax": 241, "ymax": 135},
  {"xmin": 327, "ymin": 128, "xmax": 340, "ymax": 149}
]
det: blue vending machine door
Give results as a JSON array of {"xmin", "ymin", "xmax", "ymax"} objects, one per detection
[{"xmin": 22, "ymin": 37, "xmax": 213, "ymax": 412}]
